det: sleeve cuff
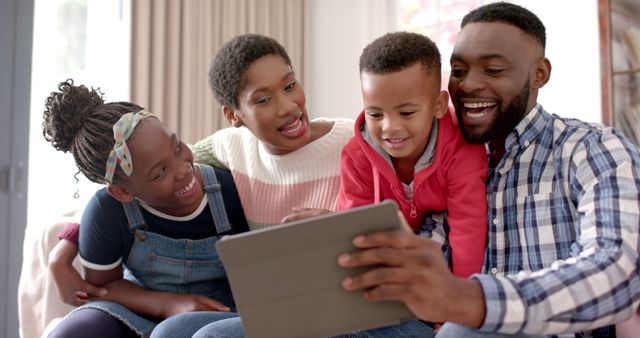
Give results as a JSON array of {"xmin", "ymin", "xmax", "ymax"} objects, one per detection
[
  {"xmin": 472, "ymin": 273, "xmax": 527, "ymax": 334},
  {"xmin": 472, "ymin": 273, "xmax": 505, "ymax": 331},
  {"xmin": 79, "ymin": 255, "xmax": 122, "ymax": 271},
  {"xmin": 57, "ymin": 222, "xmax": 80, "ymax": 245}
]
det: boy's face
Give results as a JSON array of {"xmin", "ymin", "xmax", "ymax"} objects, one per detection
[
  {"xmin": 228, "ymin": 54, "xmax": 310, "ymax": 155},
  {"xmin": 448, "ymin": 22, "xmax": 545, "ymax": 144},
  {"xmin": 361, "ymin": 62, "xmax": 448, "ymax": 163},
  {"xmin": 123, "ymin": 118, "xmax": 204, "ymax": 216}
]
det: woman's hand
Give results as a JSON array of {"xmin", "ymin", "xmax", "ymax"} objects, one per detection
[{"xmin": 281, "ymin": 207, "xmax": 332, "ymax": 223}]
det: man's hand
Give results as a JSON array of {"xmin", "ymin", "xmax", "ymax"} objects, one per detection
[
  {"xmin": 49, "ymin": 240, "xmax": 108, "ymax": 306},
  {"xmin": 281, "ymin": 207, "xmax": 332, "ymax": 223},
  {"xmin": 337, "ymin": 214, "xmax": 486, "ymax": 328}
]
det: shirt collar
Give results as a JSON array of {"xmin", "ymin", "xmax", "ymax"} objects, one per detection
[{"xmin": 504, "ymin": 103, "xmax": 548, "ymax": 151}]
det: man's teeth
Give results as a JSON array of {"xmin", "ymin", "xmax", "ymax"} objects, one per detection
[
  {"xmin": 463, "ymin": 102, "xmax": 496, "ymax": 109},
  {"xmin": 467, "ymin": 111, "xmax": 489, "ymax": 119},
  {"xmin": 179, "ymin": 177, "xmax": 196, "ymax": 194}
]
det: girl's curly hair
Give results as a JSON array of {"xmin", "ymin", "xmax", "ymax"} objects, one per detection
[{"xmin": 42, "ymin": 79, "xmax": 143, "ymax": 184}]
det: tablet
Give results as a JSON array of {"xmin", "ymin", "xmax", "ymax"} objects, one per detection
[{"xmin": 216, "ymin": 200, "xmax": 416, "ymax": 338}]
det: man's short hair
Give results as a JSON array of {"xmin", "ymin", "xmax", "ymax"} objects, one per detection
[{"xmin": 461, "ymin": 2, "xmax": 546, "ymax": 50}]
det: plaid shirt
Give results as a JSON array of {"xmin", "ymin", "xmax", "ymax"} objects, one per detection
[{"xmin": 474, "ymin": 105, "xmax": 640, "ymax": 337}]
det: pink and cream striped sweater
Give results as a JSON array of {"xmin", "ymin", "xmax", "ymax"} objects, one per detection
[{"xmin": 191, "ymin": 118, "xmax": 354, "ymax": 230}]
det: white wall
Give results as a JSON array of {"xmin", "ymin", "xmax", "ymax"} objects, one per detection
[
  {"xmin": 305, "ymin": 0, "xmax": 602, "ymax": 123},
  {"xmin": 513, "ymin": 0, "xmax": 601, "ymax": 123},
  {"xmin": 304, "ymin": 0, "xmax": 396, "ymax": 119}
]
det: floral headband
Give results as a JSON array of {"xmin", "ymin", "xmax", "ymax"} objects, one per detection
[{"xmin": 104, "ymin": 110, "xmax": 154, "ymax": 184}]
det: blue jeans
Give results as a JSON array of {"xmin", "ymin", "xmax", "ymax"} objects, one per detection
[
  {"xmin": 150, "ymin": 312, "xmax": 240, "ymax": 338},
  {"xmin": 175, "ymin": 316, "xmax": 434, "ymax": 338},
  {"xmin": 435, "ymin": 322, "xmax": 547, "ymax": 338},
  {"xmin": 334, "ymin": 320, "xmax": 435, "ymax": 337}
]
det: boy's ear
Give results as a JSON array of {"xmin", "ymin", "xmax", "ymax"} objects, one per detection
[
  {"xmin": 434, "ymin": 90, "xmax": 450, "ymax": 119},
  {"xmin": 223, "ymin": 106, "xmax": 244, "ymax": 128},
  {"xmin": 106, "ymin": 183, "xmax": 135, "ymax": 203}
]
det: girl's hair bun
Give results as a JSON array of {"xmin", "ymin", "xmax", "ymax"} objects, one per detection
[{"xmin": 42, "ymin": 79, "xmax": 104, "ymax": 152}]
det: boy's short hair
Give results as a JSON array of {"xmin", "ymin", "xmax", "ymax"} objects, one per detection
[
  {"xmin": 461, "ymin": 2, "xmax": 546, "ymax": 50},
  {"xmin": 359, "ymin": 31, "xmax": 441, "ymax": 79},
  {"xmin": 209, "ymin": 34, "xmax": 292, "ymax": 109}
]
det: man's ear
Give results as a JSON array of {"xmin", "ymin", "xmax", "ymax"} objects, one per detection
[
  {"xmin": 434, "ymin": 90, "xmax": 450, "ymax": 119},
  {"xmin": 106, "ymin": 183, "xmax": 135, "ymax": 203},
  {"xmin": 532, "ymin": 57, "xmax": 551, "ymax": 90},
  {"xmin": 223, "ymin": 106, "xmax": 244, "ymax": 128}
]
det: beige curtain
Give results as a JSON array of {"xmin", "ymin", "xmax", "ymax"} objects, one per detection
[{"xmin": 130, "ymin": 0, "xmax": 305, "ymax": 144}]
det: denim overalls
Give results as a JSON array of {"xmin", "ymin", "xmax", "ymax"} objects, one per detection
[{"xmin": 71, "ymin": 164, "xmax": 236, "ymax": 337}]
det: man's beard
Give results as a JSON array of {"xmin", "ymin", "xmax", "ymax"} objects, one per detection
[{"xmin": 455, "ymin": 79, "xmax": 531, "ymax": 144}]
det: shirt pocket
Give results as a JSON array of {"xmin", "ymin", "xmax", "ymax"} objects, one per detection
[{"xmin": 518, "ymin": 192, "xmax": 573, "ymax": 271}]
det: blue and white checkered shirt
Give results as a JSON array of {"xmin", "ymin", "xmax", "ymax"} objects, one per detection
[{"xmin": 474, "ymin": 104, "xmax": 640, "ymax": 337}]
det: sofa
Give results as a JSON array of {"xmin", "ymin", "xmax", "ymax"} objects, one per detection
[
  {"xmin": 17, "ymin": 211, "xmax": 640, "ymax": 338},
  {"xmin": 18, "ymin": 211, "xmax": 80, "ymax": 338}
]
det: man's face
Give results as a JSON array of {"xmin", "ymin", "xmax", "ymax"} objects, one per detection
[{"xmin": 448, "ymin": 22, "xmax": 543, "ymax": 144}]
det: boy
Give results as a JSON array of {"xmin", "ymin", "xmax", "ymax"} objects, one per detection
[{"xmin": 339, "ymin": 32, "xmax": 487, "ymax": 278}]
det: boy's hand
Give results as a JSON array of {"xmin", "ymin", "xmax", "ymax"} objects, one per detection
[
  {"xmin": 159, "ymin": 293, "xmax": 232, "ymax": 318},
  {"xmin": 280, "ymin": 207, "xmax": 332, "ymax": 223},
  {"xmin": 49, "ymin": 239, "xmax": 108, "ymax": 306}
]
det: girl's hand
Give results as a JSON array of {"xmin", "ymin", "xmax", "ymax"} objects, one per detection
[{"xmin": 160, "ymin": 293, "xmax": 232, "ymax": 318}]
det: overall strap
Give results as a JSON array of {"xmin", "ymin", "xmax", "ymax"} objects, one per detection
[
  {"xmin": 123, "ymin": 199, "xmax": 147, "ymax": 236},
  {"xmin": 199, "ymin": 164, "xmax": 232, "ymax": 234}
]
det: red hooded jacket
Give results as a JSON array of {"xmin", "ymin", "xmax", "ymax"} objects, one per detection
[{"xmin": 339, "ymin": 109, "xmax": 488, "ymax": 277}]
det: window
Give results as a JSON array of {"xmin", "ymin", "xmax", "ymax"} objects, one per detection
[
  {"xmin": 397, "ymin": 0, "xmax": 505, "ymax": 88},
  {"xmin": 28, "ymin": 0, "xmax": 130, "ymax": 235}
]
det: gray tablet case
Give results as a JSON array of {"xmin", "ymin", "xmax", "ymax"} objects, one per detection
[{"xmin": 216, "ymin": 200, "xmax": 416, "ymax": 338}]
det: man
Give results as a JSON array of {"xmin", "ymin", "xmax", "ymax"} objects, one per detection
[{"xmin": 338, "ymin": 2, "xmax": 640, "ymax": 337}]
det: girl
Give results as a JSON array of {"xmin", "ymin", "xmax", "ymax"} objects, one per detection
[{"xmin": 44, "ymin": 79, "xmax": 248, "ymax": 338}]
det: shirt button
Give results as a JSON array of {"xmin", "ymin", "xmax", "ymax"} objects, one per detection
[
  {"xmin": 493, "ymin": 218, "xmax": 499, "ymax": 225},
  {"xmin": 524, "ymin": 141, "xmax": 530, "ymax": 147},
  {"xmin": 490, "ymin": 267, "xmax": 498, "ymax": 275}
]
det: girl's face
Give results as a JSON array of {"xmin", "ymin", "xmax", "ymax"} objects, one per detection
[
  {"xmin": 120, "ymin": 118, "xmax": 204, "ymax": 216},
  {"xmin": 227, "ymin": 54, "xmax": 310, "ymax": 155}
]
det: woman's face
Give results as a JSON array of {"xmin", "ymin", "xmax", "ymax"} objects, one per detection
[{"xmin": 229, "ymin": 54, "xmax": 311, "ymax": 155}]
